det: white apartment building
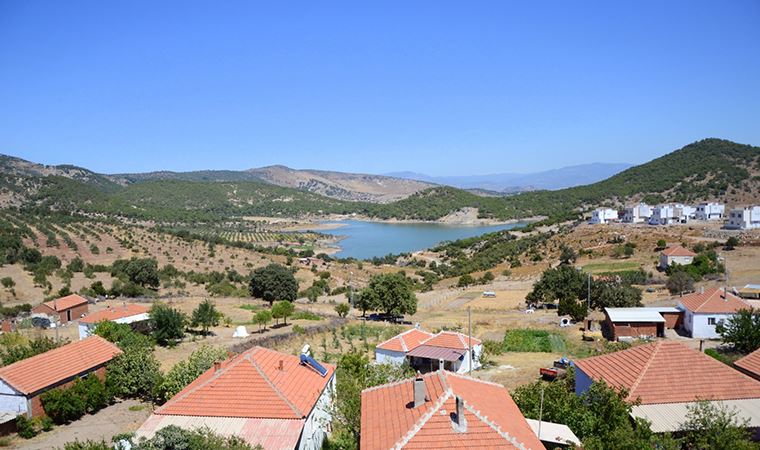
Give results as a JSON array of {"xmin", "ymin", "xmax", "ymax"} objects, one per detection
[
  {"xmin": 589, "ymin": 208, "xmax": 619, "ymax": 225},
  {"xmin": 622, "ymin": 203, "xmax": 651, "ymax": 223},
  {"xmin": 695, "ymin": 202, "xmax": 725, "ymax": 220},
  {"xmin": 726, "ymin": 206, "xmax": 760, "ymax": 230}
]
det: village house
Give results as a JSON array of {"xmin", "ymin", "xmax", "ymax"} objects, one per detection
[
  {"xmin": 31, "ymin": 293, "xmax": 89, "ymax": 325},
  {"xmin": 648, "ymin": 204, "xmax": 695, "ymax": 225},
  {"xmin": 677, "ymin": 287, "xmax": 752, "ymax": 339},
  {"xmin": 658, "ymin": 245, "xmax": 696, "ymax": 270},
  {"xmin": 360, "ymin": 370, "xmax": 548, "ymax": 449},
  {"xmin": 78, "ymin": 303, "xmax": 151, "ymax": 339},
  {"xmin": 375, "ymin": 328, "xmax": 482, "ymax": 374},
  {"xmin": 695, "ymin": 202, "xmax": 725, "ymax": 220},
  {"xmin": 574, "ymin": 341, "xmax": 760, "ymax": 433},
  {"xmin": 588, "ymin": 208, "xmax": 618, "ymax": 225},
  {"xmin": 136, "ymin": 346, "xmax": 334, "ymax": 450},
  {"xmin": 602, "ymin": 307, "xmax": 682, "ymax": 341},
  {"xmin": 621, "ymin": 203, "xmax": 651, "ymax": 223},
  {"xmin": 726, "ymin": 206, "xmax": 760, "ymax": 230},
  {"xmin": 0, "ymin": 336, "xmax": 121, "ymax": 422},
  {"xmin": 735, "ymin": 348, "xmax": 760, "ymax": 382}
]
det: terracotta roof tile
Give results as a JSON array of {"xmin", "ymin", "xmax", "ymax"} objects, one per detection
[
  {"xmin": 376, "ymin": 329, "xmax": 434, "ymax": 352},
  {"xmin": 735, "ymin": 348, "xmax": 760, "ymax": 379},
  {"xmin": 574, "ymin": 341, "xmax": 760, "ymax": 404},
  {"xmin": 0, "ymin": 336, "xmax": 121, "ymax": 395},
  {"xmin": 80, "ymin": 304, "xmax": 150, "ymax": 324},
  {"xmin": 662, "ymin": 246, "xmax": 697, "ymax": 257},
  {"xmin": 156, "ymin": 346, "xmax": 334, "ymax": 419},
  {"xmin": 677, "ymin": 287, "xmax": 751, "ymax": 314},
  {"xmin": 422, "ymin": 331, "xmax": 481, "ymax": 349},
  {"xmin": 42, "ymin": 294, "xmax": 88, "ymax": 311},
  {"xmin": 360, "ymin": 371, "xmax": 545, "ymax": 450}
]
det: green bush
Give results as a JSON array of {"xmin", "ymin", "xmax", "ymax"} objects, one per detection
[
  {"xmin": 290, "ymin": 310, "xmax": 322, "ymax": 321},
  {"xmin": 152, "ymin": 345, "xmax": 227, "ymax": 404},
  {"xmin": 16, "ymin": 415, "xmax": 38, "ymax": 439},
  {"xmin": 41, "ymin": 386, "xmax": 87, "ymax": 424}
]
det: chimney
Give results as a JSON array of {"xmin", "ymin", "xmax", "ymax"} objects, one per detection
[
  {"xmin": 452, "ymin": 396, "xmax": 467, "ymax": 432},
  {"xmin": 278, "ymin": 359, "xmax": 284, "ymax": 371},
  {"xmin": 413, "ymin": 372, "xmax": 426, "ymax": 408},
  {"xmin": 213, "ymin": 361, "xmax": 222, "ymax": 373}
]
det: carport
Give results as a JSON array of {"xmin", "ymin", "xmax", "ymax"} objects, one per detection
[{"xmin": 406, "ymin": 345, "xmax": 466, "ymax": 373}]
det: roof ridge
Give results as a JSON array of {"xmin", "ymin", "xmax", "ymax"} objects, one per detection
[
  {"xmin": 376, "ymin": 328, "xmax": 431, "ymax": 351},
  {"xmin": 462, "ymin": 401, "xmax": 529, "ymax": 450},
  {"xmin": 392, "ymin": 388, "xmax": 453, "ymax": 449},
  {"xmin": 250, "ymin": 353, "xmax": 304, "ymax": 418},
  {"xmin": 155, "ymin": 348, "xmax": 257, "ymax": 415},
  {"xmin": 443, "ymin": 370, "xmax": 507, "ymax": 389},
  {"xmin": 626, "ymin": 341, "xmax": 663, "ymax": 402}
]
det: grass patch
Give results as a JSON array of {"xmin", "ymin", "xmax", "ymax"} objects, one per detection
[
  {"xmin": 582, "ymin": 260, "xmax": 641, "ymax": 273},
  {"xmin": 502, "ymin": 329, "xmax": 565, "ymax": 353},
  {"xmin": 291, "ymin": 310, "xmax": 322, "ymax": 321},
  {"xmin": 239, "ymin": 304, "xmax": 262, "ymax": 312},
  {"xmin": 128, "ymin": 404, "xmax": 146, "ymax": 412}
]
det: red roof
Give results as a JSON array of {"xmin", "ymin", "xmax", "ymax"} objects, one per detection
[
  {"xmin": 735, "ymin": 348, "xmax": 760, "ymax": 379},
  {"xmin": 80, "ymin": 304, "xmax": 150, "ymax": 324},
  {"xmin": 40, "ymin": 294, "xmax": 88, "ymax": 311},
  {"xmin": 0, "ymin": 336, "xmax": 121, "ymax": 395},
  {"xmin": 574, "ymin": 341, "xmax": 760, "ymax": 404},
  {"xmin": 661, "ymin": 246, "xmax": 697, "ymax": 257},
  {"xmin": 678, "ymin": 287, "xmax": 751, "ymax": 314},
  {"xmin": 376, "ymin": 328, "xmax": 434, "ymax": 352},
  {"xmin": 360, "ymin": 371, "xmax": 545, "ymax": 450},
  {"xmin": 156, "ymin": 346, "xmax": 334, "ymax": 419},
  {"xmin": 376, "ymin": 329, "xmax": 481, "ymax": 353}
]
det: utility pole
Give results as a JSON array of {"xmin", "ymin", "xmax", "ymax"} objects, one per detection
[
  {"xmin": 468, "ymin": 306, "xmax": 472, "ymax": 375},
  {"xmin": 538, "ymin": 384, "xmax": 545, "ymax": 439}
]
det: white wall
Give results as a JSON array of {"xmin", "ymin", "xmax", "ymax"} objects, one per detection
[
  {"xmin": 688, "ymin": 313, "xmax": 734, "ymax": 339},
  {"xmin": 455, "ymin": 344, "xmax": 483, "ymax": 374},
  {"xmin": 298, "ymin": 374, "xmax": 335, "ymax": 450},
  {"xmin": 375, "ymin": 349, "xmax": 407, "ymax": 365},
  {"xmin": 0, "ymin": 380, "xmax": 27, "ymax": 417}
]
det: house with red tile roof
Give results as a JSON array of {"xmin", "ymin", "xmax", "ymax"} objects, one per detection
[
  {"xmin": 375, "ymin": 328, "xmax": 482, "ymax": 374},
  {"xmin": 574, "ymin": 340, "xmax": 760, "ymax": 432},
  {"xmin": 360, "ymin": 370, "xmax": 546, "ymax": 450},
  {"xmin": 31, "ymin": 294, "xmax": 89, "ymax": 324},
  {"xmin": 78, "ymin": 303, "xmax": 150, "ymax": 339},
  {"xmin": 0, "ymin": 336, "xmax": 121, "ymax": 420},
  {"xmin": 658, "ymin": 245, "xmax": 696, "ymax": 269},
  {"xmin": 677, "ymin": 287, "xmax": 752, "ymax": 338},
  {"xmin": 735, "ymin": 347, "xmax": 760, "ymax": 381},
  {"xmin": 135, "ymin": 346, "xmax": 335, "ymax": 450}
]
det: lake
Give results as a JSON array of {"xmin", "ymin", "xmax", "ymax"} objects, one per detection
[{"xmin": 319, "ymin": 220, "xmax": 527, "ymax": 259}]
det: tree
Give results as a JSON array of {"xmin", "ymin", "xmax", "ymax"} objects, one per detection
[
  {"xmin": 105, "ymin": 345, "xmax": 161, "ymax": 400},
  {"xmin": 526, "ymin": 265, "xmax": 587, "ymax": 320},
  {"xmin": 125, "ymin": 258, "xmax": 160, "ymax": 288},
  {"xmin": 725, "ymin": 236, "xmax": 740, "ymax": 250},
  {"xmin": 335, "ymin": 303, "xmax": 350, "ymax": 318},
  {"xmin": 149, "ymin": 303, "xmax": 186, "ymax": 346},
  {"xmin": 249, "ymin": 264, "xmax": 298, "ymax": 306},
  {"xmin": 457, "ymin": 274, "xmax": 474, "ymax": 287},
  {"xmin": 655, "ymin": 239, "xmax": 667, "ymax": 250},
  {"xmin": 480, "ymin": 271, "xmax": 495, "ymax": 283},
  {"xmin": 355, "ymin": 287, "xmax": 377, "ymax": 317},
  {"xmin": 559, "ymin": 245, "xmax": 577, "ymax": 265},
  {"xmin": 253, "ymin": 310, "xmax": 272, "ymax": 333},
  {"xmin": 362, "ymin": 273, "xmax": 417, "ymax": 316},
  {"xmin": 717, "ymin": 309, "xmax": 760, "ymax": 354},
  {"xmin": 591, "ymin": 281, "xmax": 643, "ymax": 309},
  {"xmin": 681, "ymin": 401, "xmax": 758, "ymax": 450},
  {"xmin": 666, "ymin": 271, "xmax": 694, "ymax": 296},
  {"xmin": 271, "ymin": 300, "xmax": 295, "ymax": 325},
  {"xmin": 191, "ymin": 299, "xmax": 221, "ymax": 335}
]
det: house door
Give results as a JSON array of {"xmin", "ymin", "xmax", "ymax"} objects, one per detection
[{"xmin": 66, "ymin": 310, "xmax": 71, "ymax": 322}]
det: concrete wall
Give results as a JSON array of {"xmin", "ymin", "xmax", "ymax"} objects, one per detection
[
  {"xmin": 375, "ymin": 349, "xmax": 406, "ymax": 365},
  {"xmin": 298, "ymin": 374, "xmax": 335, "ymax": 450},
  {"xmin": 688, "ymin": 313, "xmax": 733, "ymax": 339}
]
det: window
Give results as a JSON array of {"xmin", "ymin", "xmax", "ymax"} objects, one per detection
[{"xmin": 708, "ymin": 317, "xmax": 716, "ymax": 325}]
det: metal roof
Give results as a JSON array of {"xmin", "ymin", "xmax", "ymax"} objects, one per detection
[
  {"xmin": 136, "ymin": 414, "xmax": 305, "ymax": 450},
  {"xmin": 406, "ymin": 345, "xmax": 466, "ymax": 362},
  {"xmin": 525, "ymin": 419, "xmax": 581, "ymax": 446},
  {"xmin": 604, "ymin": 308, "xmax": 668, "ymax": 323},
  {"xmin": 631, "ymin": 399, "xmax": 760, "ymax": 433}
]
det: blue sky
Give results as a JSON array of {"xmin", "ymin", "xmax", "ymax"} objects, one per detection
[{"xmin": 1, "ymin": 1, "xmax": 758, "ymax": 176}]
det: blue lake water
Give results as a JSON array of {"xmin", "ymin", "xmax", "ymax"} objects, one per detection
[{"xmin": 318, "ymin": 220, "xmax": 527, "ymax": 259}]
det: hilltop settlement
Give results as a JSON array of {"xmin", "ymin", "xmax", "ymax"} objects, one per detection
[{"xmin": 0, "ymin": 138, "xmax": 759, "ymax": 449}]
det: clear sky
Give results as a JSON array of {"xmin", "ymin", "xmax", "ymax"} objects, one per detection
[{"xmin": 1, "ymin": 1, "xmax": 759, "ymax": 176}]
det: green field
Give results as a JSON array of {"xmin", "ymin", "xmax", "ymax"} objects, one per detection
[
  {"xmin": 502, "ymin": 329, "xmax": 566, "ymax": 353},
  {"xmin": 582, "ymin": 260, "xmax": 641, "ymax": 273}
]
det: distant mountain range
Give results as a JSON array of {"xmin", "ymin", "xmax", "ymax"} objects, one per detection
[{"xmin": 386, "ymin": 162, "xmax": 633, "ymax": 193}]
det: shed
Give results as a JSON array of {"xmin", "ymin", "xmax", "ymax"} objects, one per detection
[
  {"xmin": 78, "ymin": 303, "xmax": 150, "ymax": 339},
  {"xmin": 602, "ymin": 307, "xmax": 682, "ymax": 341},
  {"xmin": 31, "ymin": 294, "xmax": 89, "ymax": 325}
]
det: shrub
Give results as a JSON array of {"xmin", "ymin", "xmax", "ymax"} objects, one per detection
[
  {"xmin": 0, "ymin": 277, "xmax": 14, "ymax": 289},
  {"xmin": 153, "ymin": 345, "xmax": 227, "ymax": 404},
  {"xmin": 106, "ymin": 346, "xmax": 161, "ymax": 400},
  {"xmin": 335, "ymin": 303, "xmax": 350, "ymax": 318},
  {"xmin": 16, "ymin": 415, "xmax": 38, "ymax": 439},
  {"xmin": 290, "ymin": 310, "xmax": 322, "ymax": 321},
  {"xmin": 41, "ymin": 386, "xmax": 87, "ymax": 424},
  {"xmin": 149, "ymin": 303, "xmax": 186, "ymax": 346}
]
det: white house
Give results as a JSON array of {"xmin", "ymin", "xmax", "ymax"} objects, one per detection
[
  {"xmin": 649, "ymin": 204, "xmax": 695, "ymax": 225},
  {"xmin": 78, "ymin": 304, "xmax": 151, "ymax": 339},
  {"xmin": 589, "ymin": 208, "xmax": 619, "ymax": 225},
  {"xmin": 695, "ymin": 202, "xmax": 725, "ymax": 221},
  {"xmin": 658, "ymin": 245, "xmax": 697, "ymax": 270},
  {"xmin": 136, "ymin": 346, "xmax": 335, "ymax": 450},
  {"xmin": 726, "ymin": 206, "xmax": 760, "ymax": 230},
  {"xmin": 677, "ymin": 287, "xmax": 751, "ymax": 339},
  {"xmin": 622, "ymin": 203, "xmax": 651, "ymax": 223},
  {"xmin": 375, "ymin": 328, "xmax": 483, "ymax": 374}
]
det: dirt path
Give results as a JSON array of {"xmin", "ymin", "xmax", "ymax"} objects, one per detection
[{"xmin": 13, "ymin": 399, "xmax": 152, "ymax": 449}]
